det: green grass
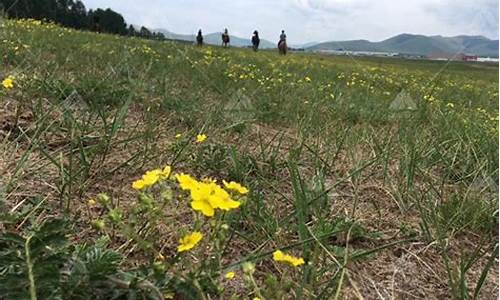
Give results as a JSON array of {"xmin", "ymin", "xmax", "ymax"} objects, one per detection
[{"xmin": 0, "ymin": 18, "xmax": 498, "ymax": 299}]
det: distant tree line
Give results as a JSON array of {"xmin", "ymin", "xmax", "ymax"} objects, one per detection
[{"xmin": 0, "ymin": 0, "xmax": 165, "ymax": 40}]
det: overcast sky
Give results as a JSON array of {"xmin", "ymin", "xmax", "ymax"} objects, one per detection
[{"xmin": 82, "ymin": 0, "xmax": 499, "ymax": 44}]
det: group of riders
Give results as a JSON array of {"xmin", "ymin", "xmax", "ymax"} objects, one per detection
[{"xmin": 196, "ymin": 29, "xmax": 288, "ymax": 55}]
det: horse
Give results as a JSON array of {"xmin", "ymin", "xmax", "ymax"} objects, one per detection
[
  {"xmin": 196, "ymin": 30, "xmax": 203, "ymax": 46},
  {"xmin": 252, "ymin": 35, "xmax": 260, "ymax": 51},
  {"xmin": 196, "ymin": 35, "xmax": 203, "ymax": 46},
  {"xmin": 222, "ymin": 33, "xmax": 230, "ymax": 48},
  {"xmin": 278, "ymin": 40, "xmax": 287, "ymax": 55}
]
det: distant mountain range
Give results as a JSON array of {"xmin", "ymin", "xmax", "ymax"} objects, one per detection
[
  {"xmin": 154, "ymin": 28, "xmax": 276, "ymax": 48},
  {"xmin": 308, "ymin": 34, "xmax": 499, "ymax": 57}
]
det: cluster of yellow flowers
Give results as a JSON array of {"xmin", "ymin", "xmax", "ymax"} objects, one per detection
[
  {"xmin": 175, "ymin": 173, "xmax": 247, "ymax": 217},
  {"xmin": 219, "ymin": 249, "xmax": 304, "ymax": 287},
  {"xmin": 132, "ymin": 166, "xmax": 303, "ymax": 274},
  {"xmin": 2, "ymin": 75, "xmax": 15, "ymax": 89},
  {"xmin": 12, "ymin": 18, "xmax": 58, "ymax": 32},
  {"xmin": 272, "ymin": 250, "xmax": 305, "ymax": 267},
  {"xmin": 131, "ymin": 164, "xmax": 249, "ymax": 255}
]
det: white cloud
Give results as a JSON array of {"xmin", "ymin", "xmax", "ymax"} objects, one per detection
[{"xmin": 81, "ymin": 0, "xmax": 498, "ymax": 44}]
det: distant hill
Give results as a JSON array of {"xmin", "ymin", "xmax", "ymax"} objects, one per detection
[
  {"xmin": 153, "ymin": 28, "xmax": 194, "ymax": 42},
  {"xmin": 292, "ymin": 41, "xmax": 320, "ymax": 49},
  {"xmin": 308, "ymin": 34, "xmax": 499, "ymax": 57},
  {"xmin": 154, "ymin": 29, "xmax": 275, "ymax": 48}
]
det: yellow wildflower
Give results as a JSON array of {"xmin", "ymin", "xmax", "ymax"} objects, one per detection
[
  {"xmin": 223, "ymin": 180, "xmax": 249, "ymax": 195},
  {"xmin": 273, "ymin": 250, "xmax": 305, "ymax": 267},
  {"xmin": 132, "ymin": 169, "xmax": 162, "ymax": 190},
  {"xmin": 191, "ymin": 181, "xmax": 240, "ymax": 216},
  {"xmin": 87, "ymin": 199, "xmax": 97, "ymax": 206},
  {"xmin": 224, "ymin": 271, "xmax": 235, "ymax": 279},
  {"xmin": 207, "ymin": 183, "xmax": 241, "ymax": 210},
  {"xmin": 175, "ymin": 173, "xmax": 199, "ymax": 191},
  {"xmin": 175, "ymin": 133, "xmax": 182, "ymax": 138},
  {"xmin": 2, "ymin": 75, "xmax": 14, "ymax": 89},
  {"xmin": 176, "ymin": 174, "xmax": 241, "ymax": 216},
  {"xmin": 196, "ymin": 134, "xmax": 207, "ymax": 143},
  {"xmin": 177, "ymin": 231, "xmax": 203, "ymax": 252},
  {"xmin": 304, "ymin": 76, "xmax": 312, "ymax": 82}
]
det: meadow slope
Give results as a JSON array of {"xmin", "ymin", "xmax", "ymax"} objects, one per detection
[{"xmin": 0, "ymin": 18, "xmax": 499, "ymax": 299}]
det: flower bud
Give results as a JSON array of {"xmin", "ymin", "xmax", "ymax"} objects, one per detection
[
  {"xmin": 108, "ymin": 209, "xmax": 123, "ymax": 224},
  {"xmin": 91, "ymin": 219, "xmax": 105, "ymax": 230},
  {"xmin": 97, "ymin": 193, "xmax": 110, "ymax": 205},
  {"xmin": 242, "ymin": 262, "xmax": 255, "ymax": 275}
]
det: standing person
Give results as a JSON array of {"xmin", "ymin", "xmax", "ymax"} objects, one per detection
[
  {"xmin": 222, "ymin": 28, "xmax": 230, "ymax": 47},
  {"xmin": 279, "ymin": 30, "xmax": 287, "ymax": 46},
  {"xmin": 252, "ymin": 30, "xmax": 260, "ymax": 51},
  {"xmin": 278, "ymin": 30, "xmax": 287, "ymax": 55},
  {"xmin": 196, "ymin": 29, "xmax": 203, "ymax": 46}
]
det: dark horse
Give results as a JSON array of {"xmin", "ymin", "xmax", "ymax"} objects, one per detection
[
  {"xmin": 252, "ymin": 30, "xmax": 260, "ymax": 51},
  {"xmin": 196, "ymin": 29, "xmax": 203, "ymax": 46},
  {"xmin": 278, "ymin": 40, "xmax": 287, "ymax": 55},
  {"xmin": 222, "ymin": 29, "xmax": 230, "ymax": 47}
]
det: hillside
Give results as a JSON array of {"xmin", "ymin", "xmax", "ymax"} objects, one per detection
[{"xmin": 309, "ymin": 33, "xmax": 499, "ymax": 57}]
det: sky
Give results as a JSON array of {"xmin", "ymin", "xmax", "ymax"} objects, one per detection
[{"xmin": 82, "ymin": 0, "xmax": 499, "ymax": 44}]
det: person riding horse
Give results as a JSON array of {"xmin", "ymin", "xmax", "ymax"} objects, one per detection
[
  {"xmin": 278, "ymin": 30, "xmax": 287, "ymax": 55},
  {"xmin": 222, "ymin": 28, "xmax": 230, "ymax": 47},
  {"xmin": 196, "ymin": 29, "xmax": 203, "ymax": 46},
  {"xmin": 252, "ymin": 30, "xmax": 260, "ymax": 51}
]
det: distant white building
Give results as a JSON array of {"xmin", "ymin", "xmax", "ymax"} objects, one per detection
[
  {"xmin": 428, "ymin": 52, "xmax": 478, "ymax": 61},
  {"xmin": 477, "ymin": 57, "xmax": 499, "ymax": 63},
  {"xmin": 316, "ymin": 50, "xmax": 399, "ymax": 57}
]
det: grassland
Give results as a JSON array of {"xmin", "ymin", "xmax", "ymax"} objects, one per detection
[{"xmin": 0, "ymin": 18, "xmax": 498, "ymax": 299}]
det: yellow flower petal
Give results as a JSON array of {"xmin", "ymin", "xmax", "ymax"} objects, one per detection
[
  {"xmin": 160, "ymin": 165, "xmax": 172, "ymax": 179},
  {"xmin": 191, "ymin": 199, "xmax": 215, "ymax": 217},
  {"xmin": 176, "ymin": 173, "xmax": 199, "ymax": 190},
  {"xmin": 222, "ymin": 180, "xmax": 249, "ymax": 195},
  {"xmin": 224, "ymin": 271, "xmax": 235, "ymax": 279},
  {"xmin": 132, "ymin": 179, "xmax": 146, "ymax": 190}
]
